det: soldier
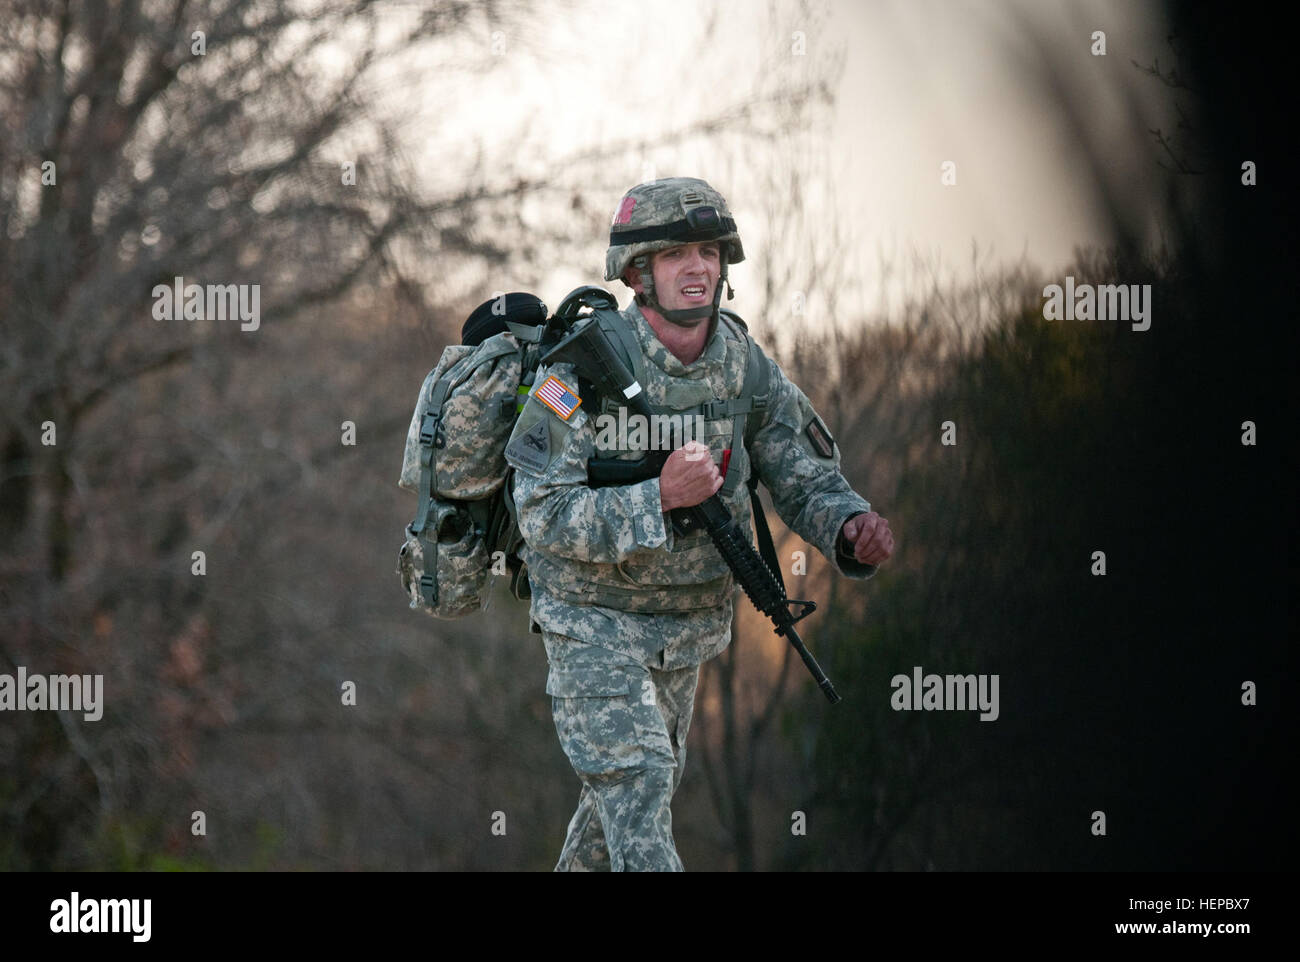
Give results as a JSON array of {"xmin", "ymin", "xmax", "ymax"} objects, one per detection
[{"xmin": 504, "ymin": 177, "xmax": 894, "ymax": 871}]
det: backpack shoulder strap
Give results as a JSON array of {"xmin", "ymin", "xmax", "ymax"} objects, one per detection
[
  {"xmin": 718, "ymin": 311, "xmax": 785, "ymax": 592},
  {"xmin": 739, "ymin": 327, "xmax": 771, "ymax": 453},
  {"xmin": 714, "ymin": 312, "xmax": 771, "ymax": 498}
]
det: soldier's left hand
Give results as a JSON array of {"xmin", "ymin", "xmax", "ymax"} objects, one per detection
[{"xmin": 842, "ymin": 512, "xmax": 894, "ymax": 565}]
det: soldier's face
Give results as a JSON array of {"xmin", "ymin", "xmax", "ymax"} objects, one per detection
[{"xmin": 628, "ymin": 241, "xmax": 720, "ymax": 322}]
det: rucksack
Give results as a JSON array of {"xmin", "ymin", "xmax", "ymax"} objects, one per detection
[
  {"xmin": 397, "ymin": 286, "xmax": 785, "ymax": 619},
  {"xmin": 396, "ymin": 293, "xmax": 549, "ymax": 617}
]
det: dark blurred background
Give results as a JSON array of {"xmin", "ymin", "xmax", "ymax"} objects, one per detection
[{"xmin": 0, "ymin": 0, "xmax": 1291, "ymax": 870}]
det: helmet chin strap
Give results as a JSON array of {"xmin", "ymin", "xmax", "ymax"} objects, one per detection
[{"xmin": 634, "ymin": 253, "xmax": 733, "ymax": 329}]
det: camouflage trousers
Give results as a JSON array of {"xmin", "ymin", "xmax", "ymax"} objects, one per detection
[{"xmin": 543, "ymin": 632, "xmax": 700, "ymax": 872}]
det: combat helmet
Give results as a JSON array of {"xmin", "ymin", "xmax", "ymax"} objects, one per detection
[{"xmin": 604, "ymin": 177, "xmax": 745, "ymax": 325}]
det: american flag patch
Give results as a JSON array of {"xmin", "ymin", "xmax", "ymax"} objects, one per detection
[{"xmin": 535, "ymin": 375, "xmax": 582, "ymax": 421}]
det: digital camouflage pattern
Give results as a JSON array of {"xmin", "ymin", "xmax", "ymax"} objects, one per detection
[
  {"xmin": 604, "ymin": 177, "xmax": 745, "ymax": 285},
  {"xmin": 544, "ymin": 633, "xmax": 698, "ymax": 871},
  {"xmin": 507, "ymin": 311, "xmax": 758, "ymax": 616},
  {"xmin": 397, "ymin": 503, "xmax": 490, "ymax": 617},
  {"xmin": 517, "ymin": 172, "xmax": 878, "ymax": 869},
  {"xmin": 398, "ymin": 333, "xmax": 523, "ymax": 498},
  {"xmin": 507, "ymin": 298, "xmax": 877, "ymax": 650},
  {"xmin": 397, "ymin": 330, "xmax": 530, "ymax": 619},
  {"xmin": 530, "ymin": 580, "xmax": 734, "ymax": 671},
  {"xmin": 510, "ymin": 297, "xmax": 878, "ymax": 870}
]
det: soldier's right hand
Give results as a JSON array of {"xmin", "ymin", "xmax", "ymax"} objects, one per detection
[{"xmin": 659, "ymin": 440, "xmax": 723, "ymax": 512}]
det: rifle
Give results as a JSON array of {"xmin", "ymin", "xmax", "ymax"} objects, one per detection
[{"xmin": 542, "ymin": 287, "xmax": 841, "ymax": 704}]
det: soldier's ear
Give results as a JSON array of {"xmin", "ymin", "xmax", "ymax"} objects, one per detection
[{"xmin": 622, "ymin": 266, "xmax": 642, "ymax": 293}]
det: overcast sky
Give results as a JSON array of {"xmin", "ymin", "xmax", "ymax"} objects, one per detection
[{"xmin": 378, "ymin": 0, "xmax": 1182, "ymax": 329}]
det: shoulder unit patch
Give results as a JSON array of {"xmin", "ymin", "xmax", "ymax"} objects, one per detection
[
  {"xmin": 804, "ymin": 414, "xmax": 836, "ymax": 459},
  {"xmin": 505, "ymin": 417, "xmax": 551, "ymax": 474}
]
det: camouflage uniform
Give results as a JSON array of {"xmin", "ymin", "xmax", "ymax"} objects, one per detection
[{"xmin": 505, "ymin": 178, "xmax": 878, "ymax": 871}]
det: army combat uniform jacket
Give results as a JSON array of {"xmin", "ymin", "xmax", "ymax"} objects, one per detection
[{"xmin": 505, "ymin": 300, "xmax": 877, "ymax": 669}]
